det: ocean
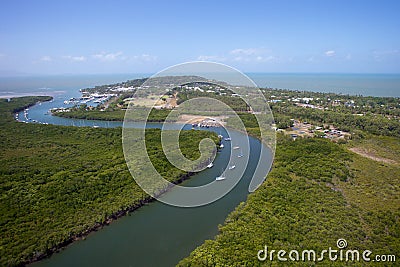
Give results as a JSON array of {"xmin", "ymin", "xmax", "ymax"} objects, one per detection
[
  {"xmin": 0, "ymin": 73, "xmax": 399, "ymax": 98},
  {"xmin": 0, "ymin": 74, "xmax": 148, "ymax": 99},
  {"xmin": 248, "ymin": 73, "xmax": 400, "ymax": 97}
]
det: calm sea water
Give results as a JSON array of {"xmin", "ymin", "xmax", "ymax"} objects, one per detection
[
  {"xmin": 0, "ymin": 74, "xmax": 149, "ymax": 99},
  {"xmin": 0, "ymin": 73, "xmax": 399, "ymax": 98},
  {"xmin": 248, "ymin": 73, "xmax": 400, "ymax": 97}
]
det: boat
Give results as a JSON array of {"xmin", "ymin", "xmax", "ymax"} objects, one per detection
[
  {"xmin": 207, "ymin": 162, "xmax": 213, "ymax": 168},
  {"xmin": 228, "ymin": 165, "xmax": 236, "ymax": 170},
  {"xmin": 233, "ymin": 146, "xmax": 240, "ymax": 150},
  {"xmin": 220, "ymin": 144, "xmax": 224, "ymax": 148},
  {"xmin": 238, "ymin": 149, "xmax": 244, "ymax": 158},
  {"xmin": 224, "ymin": 137, "xmax": 231, "ymax": 141},
  {"xmin": 215, "ymin": 176, "xmax": 226, "ymax": 181},
  {"xmin": 215, "ymin": 168, "xmax": 226, "ymax": 181}
]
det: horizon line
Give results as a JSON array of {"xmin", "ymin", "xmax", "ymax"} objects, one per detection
[{"xmin": 1, "ymin": 71, "xmax": 400, "ymax": 78}]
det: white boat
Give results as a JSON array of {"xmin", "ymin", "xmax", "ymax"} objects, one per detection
[
  {"xmin": 216, "ymin": 168, "xmax": 226, "ymax": 181},
  {"xmin": 215, "ymin": 176, "xmax": 226, "ymax": 181},
  {"xmin": 238, "ymin": 149, "xmax": 243, "ymax": 158},
  {"xmin": 233, "ymin": 146, "xmax": 240, "ymax": 150},
  {"xmin": 207, "ymin": 162, "xmax": 214, "ymax": 168},
  {"xmin": 224, "ymin": 137, "xmax": 231, "ymax": 141},
  {"xmin": 228, "ymin": 165, "xmax": 236, "ymax": 170},
  {"xmin": 220, "ymin": 144, "xmax": 224, "ymax": 148}
]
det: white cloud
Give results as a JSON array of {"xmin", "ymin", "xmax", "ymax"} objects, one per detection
[
  {"xmin": 132, "ymin": 54, "xmax": 157, "ymax": 62},
  {"xmin": 40, "ymin": 56, "xmax": 52, "ymax": 62},
  {"xmin": 63, "ymin": 55, "xmax": 86, "ymax": 62},
  {"xmin": 197, "ymin": 55, "xmax": 226, "ymax": 62},
  {"xmin": 372, "ymin": 49, "xmax": 399, "ymax": 61},
  {"xmin": 197, "ymin": 48, "xmax": 281, "ymax": 64},
  {"xmin": 91, "ymin": 52, "xmax": 156, "ymax": 63},
  {"xmin": 345, "ymin": 54, "xmax": 352, "ymax": 60},
  {"xmin": 373, "ymin": 49, "xmax": 399, "ymax": 55},
  {"xmin": 257, "ymin": 55, "xmax": 276, "ymax": 62},
  {"xmin": 93, "ymin": 51, "xmax": 124, "ymax": 61},
  {"xmin": 325, "ymin": 50, "xmax": 336, "ymax": 57},
  {"xmin": 230, "ymin": 48, "xmax": 260, "ymax": 56},
  {"xmin": 229, "ymin": 48, "xmax": 277, "ymax": 62},
  {"xmin": 234, "ymin": 55, "xmax": 275, "ymax": 62},
  {"xmin": 233, "ymin": 55, "xmax": 276, "ymax": 62}
]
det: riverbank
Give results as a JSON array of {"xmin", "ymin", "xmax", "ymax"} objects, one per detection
[
  {"xmin": 31, "ymin": 125, "xmax": 268, "ymax": 267},
  {"xmin": 0, "ymin": 93, "xmax": 50, "ymax": 99},
  {"xmin": 22, "ymin": 195, "xmax": 152, "ymax": 266},
  {"xmin": 24, "ymin": 168, "xmax": 204, "ymax": 266},
  {"xmin": 178, "ymin": 134, "xmax": 400, "ymax": 266},
  {"xmin": 1, "ymin": 97, "xmax": 220, "ymax": 267},
  {"xmin": 24, "ymin": 168, "xmax": 218, "ymax": 266}
]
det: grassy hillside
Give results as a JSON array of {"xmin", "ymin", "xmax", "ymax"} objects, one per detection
[{"xmin": 0, "ymin": 97, "xmax": 218, "ymax": 266}]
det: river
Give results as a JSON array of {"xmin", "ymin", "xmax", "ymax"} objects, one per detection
[{"xmin": 21, "ymin": 100, "xmax": 272, "ymax": 267}]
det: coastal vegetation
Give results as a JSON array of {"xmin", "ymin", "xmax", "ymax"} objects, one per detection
[
  {"xmin": 0, "ymin": 97, "xmax": 218, "ymax": 266},
  {"xmin": 178, "ymin": 135, "xmax": 400, "ymax": 266},
  {"xmin": 3, "ymin": 78, "xmax": 399, "ymax": 266},
  {"xmin": 0, "ymin": 96, "xmax": 53, "ymax": 123},
  {"xmin": 54, "ymin": 108, "xmax": 126, "ymax": 121},
  {"xmin": 52, "ymin": 78, "xmax": 400, "ymax": 138},
  {"xmin": 270, "ymin": 103, "xmax": 400, "ymax": 137},
  {"xmin": 80, "ymin": 78, "xmax": 147, "ymax": 95},
  {"xmin": 54, "ymin": 108, "xmax": 172, "ymax": 122}
]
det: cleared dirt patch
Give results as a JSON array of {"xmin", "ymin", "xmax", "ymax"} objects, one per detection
[
  {"xmin": 176, "ymin": 114, "xmax": 227, "ymax": 125},
  {"xmin": 349, "ymin": 147, "xmax": 397, "ymax": 164}
]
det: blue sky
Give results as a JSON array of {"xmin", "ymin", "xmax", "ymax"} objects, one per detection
[{"xmin": 0, "ymin": 0, "xmax": 399, "ymax": 75}]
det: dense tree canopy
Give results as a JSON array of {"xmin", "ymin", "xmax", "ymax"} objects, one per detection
[
  {"xmin": 178, "ymin": 135, "xmax": 400, "ymax": 266},
  {"xmin": 0, "ymin": 97, "xmax": 218, "ymax": 266}
]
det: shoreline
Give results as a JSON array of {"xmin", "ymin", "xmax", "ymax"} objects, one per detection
[
  {"xmin": 1, "ymin": 94, "xmax": 51, "ymax": 99},
  {"xmin": 24, "ymin": 166, "xmax": 214, "ymax": 266},
  {"xmin": 51, "ymin": 111, "xmax": 229, "ymax": 126},
  {"xmin": 18, "ymin": 98, "xmax": 221, "ymax": 266},
  {"xmin": 0, "ymin": 91, "xmax": 66, "ymax": 99}
]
